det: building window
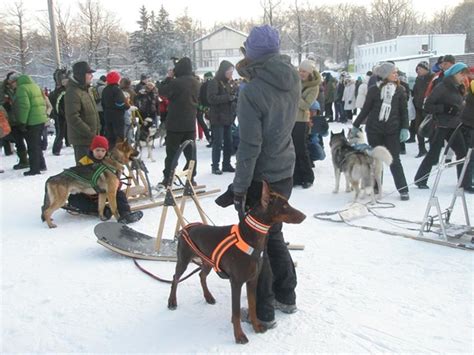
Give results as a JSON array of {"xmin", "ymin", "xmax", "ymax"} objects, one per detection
[
  {"xmin": 421, "ymin": 44, "xmax": 428, "ymax": 51},
  {"xmin": 225, "ymin": 48, "xmax": 233, "ymax": 56},
  {"xmin": 203, "ymin": 50, "xmax": 211, "ymax": 58}
]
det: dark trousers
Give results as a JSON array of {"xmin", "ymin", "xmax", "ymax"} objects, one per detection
[
  {"xmin": 367, "ymin": 131, "xmax": 408, "ymax": 193},
  {"xmin": 197, "ymin": 110, "xmax": 211, "ymax": 142},
  {"xmin": 98, "ymin": 111, "xmax": 105, "ymax": 136},
  {"xmin": 344, "ymin": 109, "xmax": 353, "ymax": 121},
  {"xmin": 245, "ymin": 178, "xmax": 297, "ymax": 322},
  {"xmin": 52, "ymin": 116, "xmax": 68, "ymax": 155},
  {"xmin": 11, "ymin": 125, "xmax": 28, "ymax": 156},
  {"xmin": 1, "ymin": 133, "xmax": 13, "ymax": 155},
  {"xmin": 163, "ymin": 131, "xmax": 196, "ymax": 181},
  {"xmin": 414, "ymin": 127, "xmax": 469, "ymax": 188},
  {"xmin": 292, "ymin": 122, "xmax": 314, "ymax": 185},
  {"xmin": 68, "ymin": 189, "xmax": 130, "ymax": 216},
  {"xmin": 211, "ymin": 124, "xmax": 232, "ymax": 169},
  {"xmin": 325, "ymin": 102, "xmax": 334, "ymax": 121},
  {"xmin": 335, "ymin": 101, "xmax": 346, "ymax": 122},
  {"xmin": 73, "ymin": 145, "xmax": 90, "ymax": 165},
  {"xmin": 414, "ymin": 109, "xmax": 427, "ymax": 153},
  {"xmin": 24, "ymin": 123, "xmax": 46, "ymax": 173},
  {"xmin": 104, "ymin": 115, "xmax": 125, "ymax": 149}
]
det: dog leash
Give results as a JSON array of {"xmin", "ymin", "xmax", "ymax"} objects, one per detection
[{"xmin": 133, "ymin": 259, "xmax": 202, "ymax": 284}]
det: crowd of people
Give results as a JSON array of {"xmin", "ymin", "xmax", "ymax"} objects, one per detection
[{"xmin": 1, "ymin": 24, "xmax": 473, "ymax": 330}]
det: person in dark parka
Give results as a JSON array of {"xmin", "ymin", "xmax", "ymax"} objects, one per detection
[
  {"xmin": 158, "ymin": 57, "xmax": 201, "ymax": 185},
  {"xmin": 101, "ymin": 71, "xmax": 129, "ymax": 149},
  {"xmin": 412, "ymin": 61, "xmax": 434, "ymax": 157},
  {"xmin": 414, "ymin": 63, "xmax": 472, "ymax": 191},
  {"xmin": 64, "ymin": 61, "xmax": 100, "ymax": 164},
  {"xmin": 207, "ymin": 60, "xmax": 237, "ymax": 174},
  {"xmin": 232, "ymin": 25, "xmax": 301, "ymax": 328},
  {"xmin": 352, "ymin": 62, "xmax": 410, "ymax": 200}
]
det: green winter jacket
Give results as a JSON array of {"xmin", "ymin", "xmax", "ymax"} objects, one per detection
[
  {"xmin": 64, "ymin": 78, "xmax": 100, "ymax": 146},
  {"xmin": 14, "ymin": 75, "xmax": 48, "ymax": 126},
  {"xmin": 296, "ymin": 70, "xmax": 321, "ymax": 123}
]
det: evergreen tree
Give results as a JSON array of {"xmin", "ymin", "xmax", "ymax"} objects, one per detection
[
  {"xmin": 150, "ymin": 5, "xmax": 178, "ymax": 76},
  {"xmin": 129, "ymin": 5, "xmax": 154, "ymax": 74}
]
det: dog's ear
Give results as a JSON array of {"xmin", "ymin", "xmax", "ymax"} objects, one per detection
[{"xmin": 261, "ymin": 181, "xmax": 270, "ymax": 210}]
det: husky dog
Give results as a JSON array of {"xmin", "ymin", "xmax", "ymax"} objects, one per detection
[
  {"xmin": 330, "ymin": 130, "xmax": 390, "ymax": 202},
  {"xmin": 347, "ymin": 127, "xmax": 393, "ymax": 198},
  {"xmin": 137, "ymin": 117, "xmax": 158, "ymax": 161}
]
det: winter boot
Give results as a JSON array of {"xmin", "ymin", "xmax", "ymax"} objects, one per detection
[
  {"xmin": 274, "ymin": 300, "xmax": 298, "ymax": 314},
  {"xmin": 13, "ymin": 151, "xmax": 29, "ymax": 170},
  {"xmin": 222, "ymin": 164, "xmax": 235, "ymax": 173},
  {"xmin": 240, "ymin": 307, "xmax": 277, "ymax": 330},
  {"xmin": 118, "ymin": 211, "xmax": 144, "ymax": 224}
]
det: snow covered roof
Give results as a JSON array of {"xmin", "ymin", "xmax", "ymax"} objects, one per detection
[{"xmin": 193, "ymin": 25, "xmax": 248, "ymax": 44}]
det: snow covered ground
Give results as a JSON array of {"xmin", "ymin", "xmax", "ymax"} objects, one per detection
[{"xmin": 1, "ymin": 122, "xmax": 473, "ymax": 353}]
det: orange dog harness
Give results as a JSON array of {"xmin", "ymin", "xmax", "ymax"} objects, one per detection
[{"xmin": 181, "ymin": 215, "xmax": 270, "ymax": 276}]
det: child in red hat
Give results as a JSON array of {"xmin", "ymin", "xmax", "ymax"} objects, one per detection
[{"xmin": 68, "ymin": 135, "xmax": 143, "ymax": 223}]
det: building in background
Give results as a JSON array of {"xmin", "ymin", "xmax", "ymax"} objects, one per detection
[
  {"xmin": 354, "ymin": 34, "xmax": 466, "ymax": 81},
  {"xmin": 193, "ymin": 26, "xmax": 248, "ymax": 76}
]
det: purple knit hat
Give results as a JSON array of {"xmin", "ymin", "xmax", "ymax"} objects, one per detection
[{"xmin": 244, "ymin": 25, "xmax": 280, "ymax": 61}]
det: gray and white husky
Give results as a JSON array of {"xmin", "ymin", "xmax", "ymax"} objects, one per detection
[{"xmin": 330, "ymin": 129, "xmax": 392, "ymax": 202}]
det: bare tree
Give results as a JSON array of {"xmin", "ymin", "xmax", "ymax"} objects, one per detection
[
  {"xmin": 77, "ymin": 0, "xmax": 106, "ymax": 65},
  {"xmin": 370, "ymin": 0, "xmax": 417, "ymax": 41},
  {"xmin": 260, "ymin": 0, "xmax": 282, "ymax": 26},
  {"xmin": 2, "ymin": 1, "xmax": 31, "ymax": 73},
  {"xmin": 449, "ymin": 0, "xmax": 474, "ymax": 52}
]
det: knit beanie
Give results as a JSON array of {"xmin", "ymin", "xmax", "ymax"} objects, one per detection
[
  {"xmin": 444, "ymin": 62, "xmax": 468, "ymax": 77},
  {"xmin": 416, "ymin": 61, "xmax": 429, "ymax": 72},
  {"xmin": 90, "ymin": 135, "xmax": 109, "ymax": 151},
  {"xmin": 377, "ymin": 62, "xmax": 396, "ymax": 80},
  {"xmin": 244, "ymin": 25, "xmax": 280, "ymax": 61},
  {"xmin": 299, "ymin": 59, "xmax": 316, "ymax": 73},
  {"xmin": 106, "ymin": 71, "xmax": 121, "ymax": 85}
]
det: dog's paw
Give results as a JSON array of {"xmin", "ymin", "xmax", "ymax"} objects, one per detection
[
  {"xmin": 205, "ymin": 295, "xmax": 216, "ymax": 304},
  {"xmin": 47, "ymin": 223, "xmax": 57, "ymax": 228},
  {"xmin": 168, "ymin": 299, "xmax": 177, "ymax": 310},
  {"xmin": 252, "ymin": 321, "xmax": 267, "ymax": 334},
  {"xmin": 235, "ymin": 333, "xmax": 249, "ymax": 344}
]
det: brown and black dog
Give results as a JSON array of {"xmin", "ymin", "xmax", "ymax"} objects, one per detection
[
  {"xmin": 41, "ymin": 140, "xmax": 137, "ymax": 228},
  {"xmin": 167, "ymin": 181, "xmax": 306, "ymax": 344}
]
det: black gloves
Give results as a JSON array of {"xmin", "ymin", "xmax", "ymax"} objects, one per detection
[
  {"xmin": 444, "ymin": 105, "xmax": 459, "ymax": 115},
  {"xmin": 233, "ymin": 192, "xmax": 246, "ymax": 221}
]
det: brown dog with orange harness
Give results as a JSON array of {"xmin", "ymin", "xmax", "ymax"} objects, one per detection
[{"xmin": 167, "ymin": 181, "xmax": 305, "ymax": 344}]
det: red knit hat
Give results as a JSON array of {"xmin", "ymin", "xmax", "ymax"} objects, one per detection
[
  {"xmin": 90, "ymin": 135, "xmax": 109, "ymax": 151},
  {"xmin": 106, "ymin": 71, "xmax": 121, "ymax": 85}
]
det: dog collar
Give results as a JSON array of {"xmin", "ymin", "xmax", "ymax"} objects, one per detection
[{"xmin": 244, "ymin": 215, "xmax": 270, "ymax": 234}]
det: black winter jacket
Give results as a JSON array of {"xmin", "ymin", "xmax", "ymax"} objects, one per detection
[
  {"xmin": 460, "ymin": 82, "xmax": 474, "ymax": 129},
  {"xmin": 158, "ymin": 57, "xmax": 200, "ymax": 132},
  {"xmin": 207, "ymin": 60, "xmax": 236, "ymax": 126},
  {"xmin": 424, "ymin": 75, "xmax": 464, "ymax": 129},
  {"xmin": 412, "ymin": 73, "xmax": 434, "ymax": 110},
  {"xmin": 353, "ymin": 83, "xmax": 408, "ymax": 135},
  {"xmin": 101, "ymin": 84, "xmax": 129, "ymax": 123}
]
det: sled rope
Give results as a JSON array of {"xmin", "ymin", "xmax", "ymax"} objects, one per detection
[{"xmin": 133, "ymin": 258, "xmax": 201, "ymax": 284}]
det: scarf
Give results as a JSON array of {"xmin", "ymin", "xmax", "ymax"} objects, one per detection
[{"xmin": 378, "ymin": 82, "xmax": 397, "ymax": 121}]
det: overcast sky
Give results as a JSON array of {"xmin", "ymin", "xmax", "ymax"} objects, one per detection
[{"xmin": 1, "ymin": 0, "xmax": 464, "ymax": 32}]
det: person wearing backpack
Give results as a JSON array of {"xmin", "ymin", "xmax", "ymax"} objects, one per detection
[
  {"xmin": 197, "ymin": 72, "xmax": 213, "ymax": 146},
  {"xmin": 94, "ymin": 75, "xmax": 106, "ymax": 136}
]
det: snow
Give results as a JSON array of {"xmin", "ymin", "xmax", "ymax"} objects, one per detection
[{"xmin": 1, "ymin": 122, "xmax": 473, "ymax": 353}]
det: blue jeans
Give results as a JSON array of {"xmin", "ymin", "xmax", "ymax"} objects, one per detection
[{"xmin": 211, "ymin": 124, "xmax": 232, "ymax": 169}]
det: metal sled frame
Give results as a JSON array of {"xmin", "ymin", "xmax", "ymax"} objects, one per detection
[{"xmin": 419, "ymin": 142, "xmax": 473, "ymax": 241}]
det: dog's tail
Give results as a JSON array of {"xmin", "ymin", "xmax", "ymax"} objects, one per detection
[
  {"xmin": 41, "ymin": 178, "xmax": 51, "ymax": 222},
  {"xmin": 369, "ymin": 146, "xmax": 393, "ymax": 166}
]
